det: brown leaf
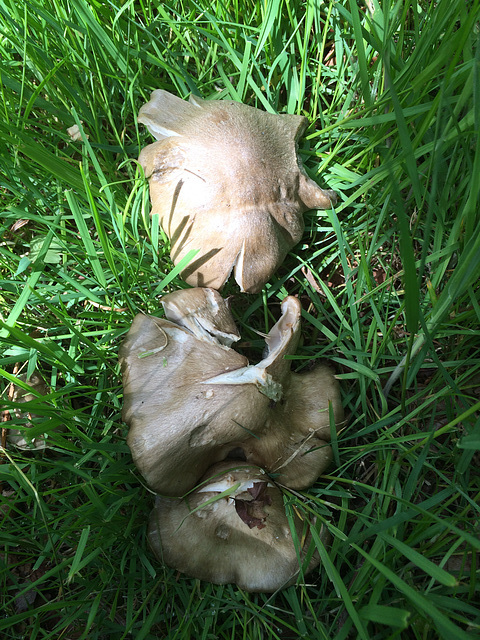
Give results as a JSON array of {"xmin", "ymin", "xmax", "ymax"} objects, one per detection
[
  {"xmin": 15, "ymin": 585, "xmax": 37, "ymax": 613},
  {"xmin": 247, "ymin": 481, "xmax": 272, "ymax": 503},
  {"xmin": 234, "ymin": 482, "xmax": 272, "ymax": 529}
]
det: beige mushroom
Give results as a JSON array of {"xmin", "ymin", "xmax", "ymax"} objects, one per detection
[
  {"xmin": 148, "ymin": 461, "xmax": 325, "ymax": 592},
  {"xmin": 138, "ymin": 90, "xmax": 337, "ymax": 293},
  {"xmin": 120, "ymin": 288, "xmax": 343, "ymax": 496}
]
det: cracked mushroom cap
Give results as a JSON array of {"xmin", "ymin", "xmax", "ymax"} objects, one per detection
[
  {"xmin": 120, "ymin": 288, "xmax": 343, "ymax": 496},
  {"xmin": 148, "ymin": 461, "xmax": 324, "ymax": 592},
  {"xmin": 138, "ymin": 90, "xmax": 337, "ymax": 293}
]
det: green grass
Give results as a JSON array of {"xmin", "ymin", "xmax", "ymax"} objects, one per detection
[{"xmin": 1, "ymin": 0, "xmax": 479, "ymax": 637}]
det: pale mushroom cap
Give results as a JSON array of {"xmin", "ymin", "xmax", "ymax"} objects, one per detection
[
  {"xmin": 138, "ymin": 90, "xmax": 337, "ymax": 292},
  {"xmin": 162, "ymin": 287, "xmax": 240, "ymax": 347},
  {"xmin": 120, "ymin": 289, "xmax": 343, "ymax": 496},
  {"xmin": 148, "ymin": 461, "xmax": 324, "ymax": 592}
]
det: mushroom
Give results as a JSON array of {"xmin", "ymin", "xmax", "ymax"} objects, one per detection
[
  {"xmin": 120, "ymin": 288, "xmax": 343, "ymax": 496},
  {"xmin": 148, "ymin": 460, "xmax": 325, "ymax": 592},
  {"xmin": 138, "ymin": 90, "xmax": 337, "ymax": 293}
]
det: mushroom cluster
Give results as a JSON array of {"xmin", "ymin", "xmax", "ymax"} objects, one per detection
[
  {"xmin": 120, "ymin": 90, "xmax": 341, "ymax": 591},
  {"xmin": 120, "ymin": 289, "xmax": 343, "ymax": 590}
]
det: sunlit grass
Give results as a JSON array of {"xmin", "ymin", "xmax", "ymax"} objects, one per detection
[{"xmin": 1, "ymin": 0, "xmax": 479, "ymax": 638}]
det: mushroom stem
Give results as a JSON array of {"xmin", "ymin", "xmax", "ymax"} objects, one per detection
[{"xmin": 203, "ymin": 365, "xmax": 283, "ymax": 402}]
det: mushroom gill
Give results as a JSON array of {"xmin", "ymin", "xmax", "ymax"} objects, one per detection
[
  {"xmin": 119, "ymin": 288, "xmax": 343, "ymax": 497},
  {"xmin": 148, "ymin": 461, "xmax": 325, "ymax": 592},
  {"xmin": 138, "ymin": 90, "xmax": 337, "ymax": 293}
]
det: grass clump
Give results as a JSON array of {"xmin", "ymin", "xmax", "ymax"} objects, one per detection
[{"xmin": 1, "ymin": 0, "xmax": 479, "ymax": 638}]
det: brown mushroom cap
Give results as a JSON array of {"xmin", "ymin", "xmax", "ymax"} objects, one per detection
[
  {"xmin": 242, "ymin": 365, "xmax": 342, "ymax": 490},
  {"xmin": 120, "ymin": 289, "xmax": 343, "ymax": 496},
  {"xmin": 148, "ymin": 461, "xmax": 325, "ymax": 592},
  {"xmin": 138, "ymin": 90, "xmax": 337, "ymax": 293}
]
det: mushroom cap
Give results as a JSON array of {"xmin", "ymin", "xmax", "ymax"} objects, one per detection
[
  {"xmin": 148, "ymin": 461, "xmax": 324, "ymax": 592},
  {"xmin": 243, "ymin": 364, "xmax": 343, "ymax": 490},
  {"xmin": 120, "ymin": 289, "xmax": 343, "ymax": 496},
  {"xmin": 161, "ymin": 287, "xmax": 240, "ymax": 347},
  {"xmin": 138, "ymin": 90, "xmax": 337, "ymax": 293}
]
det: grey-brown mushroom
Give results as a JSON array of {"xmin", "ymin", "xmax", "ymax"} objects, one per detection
[
  {"xmin": 148, "ymin": 461, "xmax": 325, "ymax": 592},
  {"xmin": 120, "ymin": 288, "xmax": 343, "ymax": 497},
  {"xmin": 138, "ymin": 90, "xmax": 337, "ymax": 293}
]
